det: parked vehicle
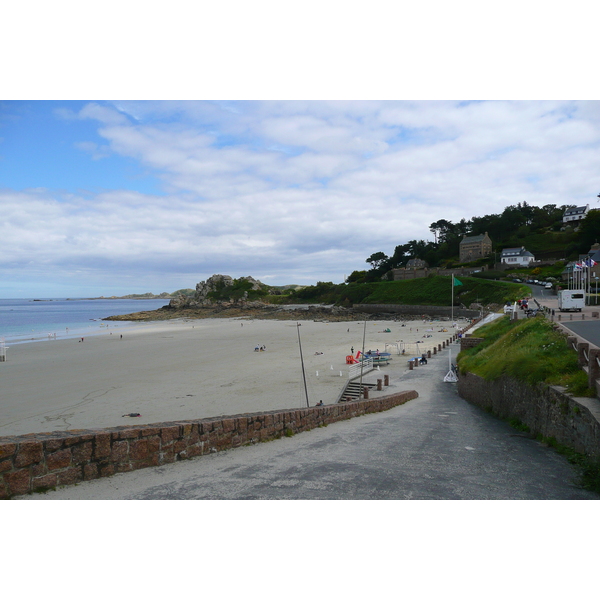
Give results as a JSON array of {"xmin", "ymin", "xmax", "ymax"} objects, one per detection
[
  {"xmin": 557, "ymin": 289, "xmax": 585, "ymax": 312},
  {"xmin": 544, "ymin": 282, "xmax": 552, "ymax": 289}
]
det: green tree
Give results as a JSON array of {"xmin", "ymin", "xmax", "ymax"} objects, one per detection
[{"xmin": 366, "ymin": 251, "xmax": 389, "ymax": 270}]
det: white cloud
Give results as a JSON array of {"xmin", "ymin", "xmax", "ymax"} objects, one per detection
[{"xmin": 2, "ymin": 100, "xmax": 600, "ymax": 296}]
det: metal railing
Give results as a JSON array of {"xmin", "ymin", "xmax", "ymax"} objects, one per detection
[{"xmin": 348, "ymin": 357, "xmax": 373, "ymax": 380}]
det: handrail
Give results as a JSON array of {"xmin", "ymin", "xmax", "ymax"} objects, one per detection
[{"xmin": 349, "ymin": 357, "xmax": 373, "ymax": 380}]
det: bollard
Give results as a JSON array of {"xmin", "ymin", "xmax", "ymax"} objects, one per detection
[
  {"xmin": 384, "ymin": 374, "xmax": 389, "ymax": 386},
  {"xmin": 582, "ymin": 314, "xmax": 585, "ymax": 320},
  {"xmin": 427, "ymin": 350, "xmax": 431, "ymax": 358},
  {"xmin": 414, "ymin": 357, "xmax": 419, "ymax": 367},
  {"xmin": 438, "ymin": 344, "xmax": 442, "ymax": 352},
  {"xmin": 363, "ymin": 386, "xmax": 369, "ymax": 399},
  {"xmin": 377, "ymin": 379, "xmax": 382, "ymax": 391},
  {"xmin": 409, "ymin": 360, "xmax": 414, "ymax": 370},
  {"xmin": 433, "ymin": 347, "xmax": 437, "ymax": 355},
  {"xmin": 558, "ymin": 314, "xmax": 561, "ymax": 321}
]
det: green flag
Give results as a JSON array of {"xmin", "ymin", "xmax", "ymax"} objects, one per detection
[{"xmin": 453, "ymin": 277, "xmax": 463, "ymax": 287}]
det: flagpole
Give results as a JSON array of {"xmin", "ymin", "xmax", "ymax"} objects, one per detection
[{"xmin": 451, "ymin": 275, "xmax": 454, "ymax": 325}]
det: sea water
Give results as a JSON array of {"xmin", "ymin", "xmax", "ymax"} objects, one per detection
[{"xmin": 0, "ymin": 298, "xmax": 169, "ymax": 345}]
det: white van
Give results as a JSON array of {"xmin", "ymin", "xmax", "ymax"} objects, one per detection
[{"xmin": 557, "ymin": 289, "xmax": 585, "ymax": 312}]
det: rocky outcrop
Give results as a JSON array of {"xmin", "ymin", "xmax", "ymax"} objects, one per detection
[
  {"xmin": 168, "ymin": 274, "xmax": 265, "ymax": 309},
  {"xmin": 194, "ymin": 274, "xmax": 234, "ymax": 304}
]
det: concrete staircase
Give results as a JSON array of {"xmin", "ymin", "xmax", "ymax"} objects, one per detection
[{"xmin": 337, "ymin": 380, "xmax": 377, "ymax": 403}]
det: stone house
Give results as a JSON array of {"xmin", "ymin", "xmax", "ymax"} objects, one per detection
[
  {"xmin": 459, "ymin": 232, "xmax": 492, "ymax": 263},
  {"xmin": 405, "ymin": 258, "xmax": 428, "ymax": 269}
]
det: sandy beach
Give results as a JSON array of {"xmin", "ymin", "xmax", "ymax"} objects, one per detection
[{"xmin": 0, "ymin": 316, "xmax": 470, "ymax": 437}]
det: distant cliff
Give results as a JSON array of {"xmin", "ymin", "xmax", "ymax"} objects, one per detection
[{"xmin": 86, "ymin": 289, "xmax": 195, "ymax": 300}]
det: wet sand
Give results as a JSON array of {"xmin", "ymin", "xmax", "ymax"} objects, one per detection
[{"xmin": 0, "ymin": 316, "xmax": 469, "ymax": 437}]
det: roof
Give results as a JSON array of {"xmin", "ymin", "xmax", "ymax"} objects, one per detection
[
  {"xmin": 460, "ymin": 233, "xmax": 490, "ymax": 244},
  {"xmin": 501, "ymin": 247, "xmax": 534, "ymax": 257},
  {"xmin": 406, "ymin": 258, "xmax": 428, "ymax": 268},
  {"xmin": 564, "ymin": 205, "xmax": 589, "ymax": 216}
]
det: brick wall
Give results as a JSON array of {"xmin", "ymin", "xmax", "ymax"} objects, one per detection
[{"xmin": 0, "ymin": 390, "xmax": 418, "ymax": 499}]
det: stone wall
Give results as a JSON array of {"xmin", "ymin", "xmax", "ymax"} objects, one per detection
[
  {"xmin": 391, "ymin": 266, "xmax": 487, "ymax": 281},
  {"xmin": 353, "ymin": 304, "xmax": 480, "ymax": 319},
  {"xmin": 459, "ymin": 337, "xmax": 484, "ymax": 350},
  {"xmin": 457, "ymin": 372, "xmax": 600, "ymax": 459},
  {"xmin": 0, "ymin": 390, "xmax": 418, "ymax": 499}
]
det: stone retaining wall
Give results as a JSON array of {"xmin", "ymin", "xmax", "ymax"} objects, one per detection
[
  {"xmin": 0, "ymin": 390, "xmax": 418, "ymax": 499},
  {"xmin": 353, "ymin": 304, "xmax": 480, "ymax": 319},
  {"xmin": 457, "ymin": 372, "xmax": 600, "ymax": 459}
]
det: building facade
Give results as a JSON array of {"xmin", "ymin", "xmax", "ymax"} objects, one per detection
[
  {"xmin": 459, "ymin": 232, "xmax": 492, "ymax": 263},
  {"xmin": 500, "ymin": 247, "xmax": 535, "ymax": 266}
]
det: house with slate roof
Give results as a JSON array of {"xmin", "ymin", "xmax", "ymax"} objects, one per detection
[
  {"xmin": 563, "ymin": 204, "xmax": 589, "ymax": 224},
  {"xmin": 459, "ymin": 232, "xmax": 492, "ymax": 263},
  {"xmin": 500, "ymin": 246, "xmax": 535, "ymax": 267},
  {"xmin": 406, "ymin": 258, "xmax": 428, "ymax": 269}
]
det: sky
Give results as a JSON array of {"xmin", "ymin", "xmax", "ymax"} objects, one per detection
[
  {"xmin": 2, "ymin": 99, "xmax": 599, "ymax": 297},
  {"xmin": 1, "ymin": 3, "xmax": 599, "ymax": 299}
]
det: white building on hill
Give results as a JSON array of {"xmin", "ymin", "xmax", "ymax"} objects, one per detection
[
  {"xmin": 563, "ymin": 204, "xmax": 589, "ymax": 224},
  {"xmin": 500, "ymin": 247, "xmax": 535, "ymax": 266}
]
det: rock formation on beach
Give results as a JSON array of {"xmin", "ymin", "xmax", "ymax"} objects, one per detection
[
  {"xmin": 104, "ymin": 273, "xmax": 436, "ymax": 323},
  {"xmin": 168, "ymin": 274, "xmax": 266, "ymax": 309}
]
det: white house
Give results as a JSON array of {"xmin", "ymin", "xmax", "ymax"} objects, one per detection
[
  {"xmin": 563, "ymin": 204, "xmax": 589, "ymax": 224},
  {"xmin": 500, "ymin": 247, "xmax": 535, "ymax": 266}
]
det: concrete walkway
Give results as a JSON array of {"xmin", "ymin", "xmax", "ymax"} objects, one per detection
[{"xmin": 21, "ymin": 338, "xmax": 599, "ymax": 500}]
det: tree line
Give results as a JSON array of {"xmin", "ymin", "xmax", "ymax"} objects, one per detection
[{"xmin": 350, "ymin": 201, "xmax": 600, "ymax": 283}]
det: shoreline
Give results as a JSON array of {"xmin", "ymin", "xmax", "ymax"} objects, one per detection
[{"xmin": 0, "ymin": 315, "xmax": 472, "ymax": 438}]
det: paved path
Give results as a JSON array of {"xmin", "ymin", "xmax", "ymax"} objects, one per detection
[{"xmin": 22, "ymin": 341, "xmax": 598, "ymax": 500}]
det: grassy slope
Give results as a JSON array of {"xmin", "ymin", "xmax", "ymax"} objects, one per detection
[
  {"xmin": 458, "ymin": 315, "xmax": 592, "ymax": 395},
  {"xmin": 361, "ymin": 276, "xmax": 529, "ymax": 306},
  {"xmin": 282, "ymin": 276, "xmax": 530, "ymax": 307}
]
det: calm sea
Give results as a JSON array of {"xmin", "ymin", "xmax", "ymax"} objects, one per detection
[{"xmin": 0, "ymin": 298, "xmax": 169, "ymax": 345}]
